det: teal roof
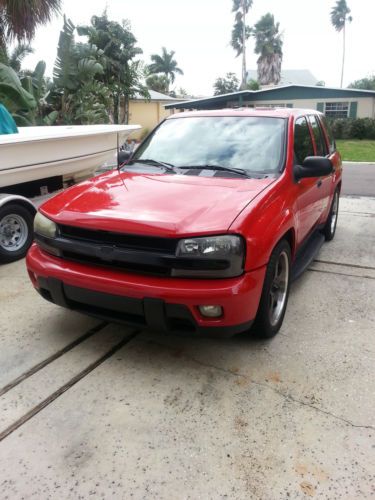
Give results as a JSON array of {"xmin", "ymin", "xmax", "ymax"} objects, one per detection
[{"xmin": 165, "ymin": 85, "xmax": 375, "ymax": 110}]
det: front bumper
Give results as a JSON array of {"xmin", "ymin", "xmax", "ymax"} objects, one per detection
[{"xmin": 27, "ymin": 244, "xmax": 266, "ymax": 337}]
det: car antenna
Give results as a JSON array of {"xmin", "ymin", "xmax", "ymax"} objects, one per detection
[{"xmin": 116, "ymin": 131, "xmax": 129, "ymax": 191}]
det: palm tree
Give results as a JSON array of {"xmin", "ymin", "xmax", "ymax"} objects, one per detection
[
  {"xmin": 0, "ymin": 0, "xmax": 61, "ymax": 47},
  {"xmin": 252, "ymin": 13, "xmax": 283, "ymax": 86},
  {"xmin": 148, "ymin": 47, "xmax": 183, "ymax": 93},
  {"xmin": 231, "ymin": 0, "xmax": 252, "ymax": 90},
  {"xmin": 0, "ymin": 43, "xmax": 34, "ymax": 72},
  {"xmin": 331, "ymin": 0, "xmax": 352, "ymax": 88}
]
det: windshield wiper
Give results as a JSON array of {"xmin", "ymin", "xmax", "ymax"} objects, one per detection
[
  {"xmin": 125, "ymin": 158, "xmax": 176, "ymax": 173},
  {"xmin": 178, "ymin": 164, "xmax": 252, "ymax": 178}
]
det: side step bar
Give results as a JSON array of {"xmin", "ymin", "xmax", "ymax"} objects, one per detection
[{"xmin": 291, "ymin": 231, "xmax": 325, "ymax": 282}]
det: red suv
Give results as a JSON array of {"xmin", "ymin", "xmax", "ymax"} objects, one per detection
[{"xmin": 27, "ymin": 109, "xmax": 342, "ymax": 338}]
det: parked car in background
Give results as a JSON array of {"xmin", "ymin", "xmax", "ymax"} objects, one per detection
[{"xmin": 27, "ymin": 108, "xmax": 342, "ymax": 338}]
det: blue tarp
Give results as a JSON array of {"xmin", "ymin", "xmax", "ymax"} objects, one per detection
[{"xmin": 0, "ymin": 104, "xmax": 18, "ymax": 134}]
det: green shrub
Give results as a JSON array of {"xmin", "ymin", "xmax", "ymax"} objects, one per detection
[{"xmin": 328, "ymin": 118, "xmax": 375, "ymax": 140}]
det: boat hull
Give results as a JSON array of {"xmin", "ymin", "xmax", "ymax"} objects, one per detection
[{"xmin": 0, "ymin": 125, "xmax": 140, "ymax": 188}]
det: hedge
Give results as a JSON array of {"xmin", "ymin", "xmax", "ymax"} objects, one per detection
[{"xmin": 328, "ymin": 118, "xmax": 375, "ymax": 140}]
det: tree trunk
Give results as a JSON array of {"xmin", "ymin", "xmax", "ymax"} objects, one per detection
[
  {"xmin": 340, "ymin": 24, "xmax": 346, "ymax": 88},
  {"xmin": 123, "ymin": 95, "xmax": 129, "ymax": 125},
  {"xmin": 113, "ymin": 93, "xmax": 119, "ymax": 124}
]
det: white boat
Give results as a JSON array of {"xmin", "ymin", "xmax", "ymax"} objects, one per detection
[{"xmin": 0, "ymin": 124, "xmax": 141, "ymax": 188}]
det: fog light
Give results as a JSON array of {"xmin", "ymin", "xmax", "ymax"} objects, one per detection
[{"xmin": 198, "ymin": 305, "xmax": 223, "ymax": 318}]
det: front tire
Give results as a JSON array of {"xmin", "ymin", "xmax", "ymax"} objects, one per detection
[
  {"xmin": 251, "ymin": 239, "xmax": 291, "ymax": 339},
  {"xmin": 0, "ymin": 204, "xmax": 34, "ymax": 264},
  {"xmin": 322, "ymin": 189, "xmax": 339, "ymax": 241}
]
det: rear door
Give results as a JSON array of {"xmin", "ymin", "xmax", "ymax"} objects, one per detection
[
  {"xmin": 293, "ymin": 116, "xmax": 324, "ymax": 244},
  {"xmin": 307, "ymin": 114, "xmax": 332, "ymax": 216}
]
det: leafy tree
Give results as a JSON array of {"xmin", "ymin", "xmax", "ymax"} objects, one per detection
[
  {"xmin": 0, "ymin": 62, "xmax": 36, "ymax": 117},
  {"xmin": 231, "ymin": 0, "xmax": 252, "ymax": 89},
  {"xmin": 19, "ymin": 60, "xmax": 58, "ymax": 125},
  {"xmin": 246, "ymin": 79, "xmax": 260, "ymax": 90},
  {"xmin": 52, "ymin": 17, "xmax": 110, "ymax": 124},
  {"xmin": 213, "ymin": 73, "xmax": 239, "ymax": 95},
  {"xmin": 148, "ymin": 47, "xmax": 183, "ymax": 93},
  {"xmin": 177, "ymin": 87, "xmax": 188, "ymax": 97},
  {"xmin": 252, "ymin": 13, "xmax": 283, "ymax": 86},
  {"xmin": 146, "ymin": 73, "xmax": 169, "ymax": 94},
  {"xmin": 78, "ymin": 13, "xmax": 148, "ymax": 123},
  {"xmin": 0, "ymin": 44, "xmax": 56, "ymax": 125},
  {"xmin": 0, "ymin": 0, "xmax": 61, "ymax": 48},
  {"xmin": 330, "ymin": 0, "xmax": 352, "ymax": 88},
  {"xmin": 348, "ymin": 75, "xmax": 375, "ymax": 90},
  {"xmin": 0, "ymin": 43, "xmax": 33, "ymax": 72}
]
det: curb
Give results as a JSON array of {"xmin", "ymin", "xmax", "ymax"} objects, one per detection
[{"xmin": 343, "ymin": 161, "xmax": 375, "ymax": 165}]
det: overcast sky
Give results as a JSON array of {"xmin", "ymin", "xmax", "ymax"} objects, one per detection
[{"xmin": 23, "ymin": 0, "xmax": 375, "ymax": 96}]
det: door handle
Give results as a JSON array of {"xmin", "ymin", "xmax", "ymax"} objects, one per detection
[{"xmin": 317, "ymin": 179, "xmax": 322, "ymax": 188}]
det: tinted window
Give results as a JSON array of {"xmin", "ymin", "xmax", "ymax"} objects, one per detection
[
  {"xmin": 308, "ymin": 115, "xmax": 327, "ymax": 156},
  {"xmin": 294, "ymin": 117, "xmax": 314, "ymax": 164},
  {"xmin": 319, "ymin": 115, "xmax": 336, "ymax": 154},
  {"xmin": 133, "ymin": 116, "xmax": 286, "ymax": 174}
]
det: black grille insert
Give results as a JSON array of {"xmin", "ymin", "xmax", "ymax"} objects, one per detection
[{"xmin": 59, "ymin": 225, "xmax": 178, "ymax": 254}]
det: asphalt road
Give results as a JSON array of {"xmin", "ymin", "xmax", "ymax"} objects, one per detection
[
  {"xmin": 0, "ymin": 196, "xmax": 374, "ymax": 498},
  {"xmin": 342, "ymin": 162, "xmax": 375, "ymax": 197}
]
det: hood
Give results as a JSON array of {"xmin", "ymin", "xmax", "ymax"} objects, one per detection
[{"xmin": 41, "ymin": 170, "xmax": 275, "ymax": 237}]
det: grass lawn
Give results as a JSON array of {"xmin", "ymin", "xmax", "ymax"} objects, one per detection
[{"xmin": 336, "ymin": 140, "xmax": 375, "ymax": 162}]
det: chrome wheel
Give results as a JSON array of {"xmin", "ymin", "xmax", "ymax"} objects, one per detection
[
  {"xmin": 269, "ymin": 251, "xmax": 290, "ymax": 327},
  {"xmin": 0, "ymin": 214, "xmax": 29, "ymax": 252},
  {"xmin": 330, "ymin": 192, "xmax": 339, "ymax": 234}
]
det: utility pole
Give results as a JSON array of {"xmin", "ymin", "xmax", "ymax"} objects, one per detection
[{"xmin": 241, "ymin": 0, "xmax": 247, "ymax": 89}]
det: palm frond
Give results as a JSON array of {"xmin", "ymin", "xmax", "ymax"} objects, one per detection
[{"xmin": 0, "ymin": 0, "xmax": 61, "ymax": 45}]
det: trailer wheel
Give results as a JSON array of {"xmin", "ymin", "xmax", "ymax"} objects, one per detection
[{"xmin": 0, "ymin": 204, "xmax": 34, "ymax": 263}]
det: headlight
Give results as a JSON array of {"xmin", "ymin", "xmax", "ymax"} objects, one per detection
[
  {"xmin": 34, "ymin": 212, "xmax": 57, "ymax": 238},
  {"xmin": 173, "ymin": 235, "xmax": 245, "ymax": 278}
]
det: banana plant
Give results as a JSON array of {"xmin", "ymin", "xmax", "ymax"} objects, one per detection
[
  {"xmin": 0, "ymin": 62, "xmax": 36, "ymax": 114},
  {"xmin": 51, "ymin": 17, "xmax": 109, "ymax": 124}
]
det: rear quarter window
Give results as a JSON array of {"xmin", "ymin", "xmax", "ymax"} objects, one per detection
[
  {"xmin": 319, "ymin": 115, "xmax": 336, "ymax": 155},
  {"xmin": 308, "ymin": 115, "xmax": 327, "ymax": 156}
]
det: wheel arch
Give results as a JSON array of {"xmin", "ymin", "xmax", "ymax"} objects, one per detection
[
  {"xmin": 0, "ymin": 194, "xmax": 37, "ymax": 217},
  {"xmin": 278, "ymin": 228, "xmax": 296, "ymax": 260}
]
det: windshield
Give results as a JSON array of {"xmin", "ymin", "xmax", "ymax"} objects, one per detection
[{"xmin": 132, "ymin": 116, "xmax": 286, "ymax": 174}]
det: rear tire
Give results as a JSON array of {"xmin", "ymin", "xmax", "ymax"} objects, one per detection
[
  {"xmin": 322, "ymin": 189, "xmax": 339, "ymax": 241},
  {"xmin": 0, "ymin": 204, "xmax": 34, "ymax": 264},
  {"xmin": 251, "ymin": 239, "xmax": 291, "ymax": 339}
]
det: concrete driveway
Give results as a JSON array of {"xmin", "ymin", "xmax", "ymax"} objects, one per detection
[
  {"xmin": 0, "ymin": 195, "xmax": 374, "ymax": 499},
  {"xmin": 342, "ymin": 162, "xmax": 375, "ymax": 197}
]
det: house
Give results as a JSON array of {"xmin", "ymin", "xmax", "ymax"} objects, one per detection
[
  {"xmin": 247, "ymin": 69, "xmax": 319, "ymax": 87},
  {"xmin": 165, "ymin": 85, "xmax": 375, "ymax": 119},
  {"xmin": 128, "ymin": 90, "xmax": 184, "ymax": 140}
]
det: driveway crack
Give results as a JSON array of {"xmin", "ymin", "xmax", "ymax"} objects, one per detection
[{"xmin": 140, "ymin": 339, "xmax": 375, "ymax": 432}]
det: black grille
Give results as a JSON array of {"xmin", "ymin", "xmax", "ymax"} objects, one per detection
[
  {"xmin": 59, "ymin": 225, "xmax": 178, "ymax": 254},
  {"xmin": 62, "ymin": 250, "xmax": 171, "ymax": 277},
  {"xmin": 54, "ymin": 224, "xmax": 179, "ymax": 276}
]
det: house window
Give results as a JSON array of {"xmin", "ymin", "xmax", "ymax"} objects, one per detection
[{"xmin": 324, "ymin": 102, "xmax": 349, "ymax": 118}]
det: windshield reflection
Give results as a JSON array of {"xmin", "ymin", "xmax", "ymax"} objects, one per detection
[{"xmin": 132, "ymin": 116, "xmax": 286, "ymax": 174}]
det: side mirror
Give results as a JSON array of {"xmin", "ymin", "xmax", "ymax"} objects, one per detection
[
  {"xmin": 118, "ymin": 150, "xmax": 132, "ymax": 165},
  {"xmin": 294, "ymin": 156, "xmax": 333, "ymax": 180}
]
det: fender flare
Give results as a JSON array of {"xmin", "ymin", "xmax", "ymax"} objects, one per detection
[
  {"xmin": 0, "ymin": 193, "xmax": 37, "ymax": 215},
  {"xmin": 244, "ymin": 208, "xmax": 296, "ymax": 271}
]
